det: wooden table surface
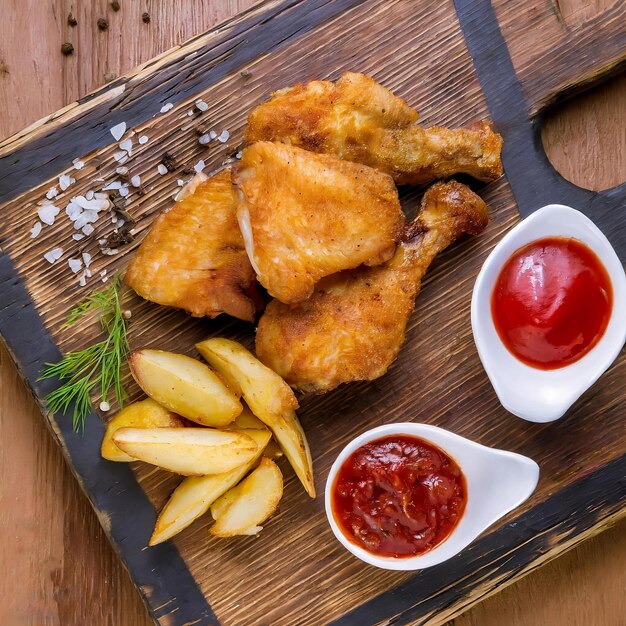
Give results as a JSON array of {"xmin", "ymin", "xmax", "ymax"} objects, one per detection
[{"xmin": 0, "ymin": 1, "xmax": 624, "ymax": 625}]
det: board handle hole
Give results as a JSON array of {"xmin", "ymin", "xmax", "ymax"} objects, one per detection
[{"xmin": 541, "ymin": 72, "xmax": 625, "ymax": 191}]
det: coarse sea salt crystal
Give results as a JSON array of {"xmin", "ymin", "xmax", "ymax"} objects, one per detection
[
  {"xmin": 66, "ymin": 202, "xmax": 83, "ymax": 221},
  {"xmin": 83, "ymin": 209, "xmax": 100, "ymax": 223},
  {"xmin": 116, "ymin": 166, "xmax": 129, "ymax": 176},
  {"xmin": 86, "ymin": 190, "xmax": 95, "ymax": 201},
  {"xmin": 73, "ymin": 158, "xmax": 85, "ymax": 170},
  {"xmin": 194, "ymin": 160, "xmax": 205, "ymax": 173},
  {"xmin": 68, "ymin": 258, "xmax": 83, "ymax": 273},
  {"xmin": 177, "ymin": 179, "xmax": 184, "ymax": 186},
  {"xmin": 44, "ymin": 247, "xmax": 63, "ymax": 263},
  {"xmin": 103, "ymin": 181, "xmax": 123, "ymax": 191},
  {"xmin": 113, "ymin": 151, "xmax": 128, "ymax": 163},
  {"xmin": 46, "ymin": 187, "xmax": 58, "ymax": 200},
  {"xmin": 187, "ymin": 110, "xmax": 194, "ymax": 116},
  {"xmin": 79, "ymin": 274, "xmax": 87, "ymax": 287},
  {"xmin": 99, "ymin": 401, "xmax": 110, "ymax": 412},
  {"xmin": 116, "ymin": 218, "xmax": 125, "ymax": 228},
  {"xmin": 138, "ymin": 135, "xmax": 149, "ymax": 145},
  {"xmin": 30, "ymin": 222, "xmax": 42, "ymax": 238},
  {"xmin": 119, "ymin": 138, "xmax": 133, "ymax": 156},
  {"xmin": 82, "ymin": 252, "xmax": 92, "ymax": 267},
  {"xmin": 72, "ymin": 233, "xmax": 85, "ymax": 241},
  {"xmin": 38, "ymin": 203, "xmax": 60, "ymax": 225},
  {"xmin": 73, "ymin": 196, "xmax": 91, "ymax": 209},
  {"xmin": 110, "ymin": 122, "xmax": 126, "ymax": 142},
  {"xmin": 59, "ymin": 174, "xmax": 76, "ymax": 191},
  {"xmin": 157, "ymin": 164, "xmax": 168, "ymax": 175},
  {"xmin": 198, "ymin": 134, "xmax": 210, "ymax": 145},
  {"xmin": 195, "ymin": 99, "xmax": 208, "ymax": 112},
  {"xmin": 160, "ymin": 103, "xmax": 174, "ymax": 113},
  {"xmin": 119, "ymin": 186, "xmax": 129, "ymax": 197},
  {"xmin": 82, "ymin": 224, "xmax": 95, "ymax": 236},
  {"xmin": 209, "ymin": 130, "xmax": 217, "ymax": 140},
  {"xmin": 86, "ymin": 198, "xmax": 110, "ymax": 212},
  {"xmin": 236, "ymin": 151, "xmax": 243, "ymax": 159},
  {"xmin": 130, "ymin": 175, "xmax": 141, "ymax": 187},
  {"xmin": 217, "ymin": 130, "xmax": 230, "ymax": 143}
]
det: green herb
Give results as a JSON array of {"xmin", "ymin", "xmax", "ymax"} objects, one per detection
[{"xmin": 40, "ymin": 274, "xmax": 129, "ymax": 431}]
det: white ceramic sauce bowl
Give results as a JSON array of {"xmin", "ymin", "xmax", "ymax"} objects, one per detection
[
  {"xmin": 472, "ymin": 204, "xmax": 626, "ymax": 423},
  {"xmin": 325, "ymin": 423, "xmax": 539, "ymax": 570}
]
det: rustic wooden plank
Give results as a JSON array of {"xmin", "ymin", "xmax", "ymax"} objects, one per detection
[
  {"xmin": 0, "ymin": 0, "xmax": 624, "ymax": 624},
  {"xmin": 491, "ymin": 0, "xmax": 626, "ymax": 113},
  {"xmin": 455, "ymin": 0, "xmax": 626, "ymax": 258}
]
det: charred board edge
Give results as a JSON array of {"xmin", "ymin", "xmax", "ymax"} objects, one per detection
[
  {"xmin": 332, "ymin": 454, "xmax": 626, "ymax": 626},
  {"xmin": 0, "ymin": 253, "xmax": 218, "ymax": 625},
  {"xmin": 0, "ymin": 0, "xmax": 363, "ymax": 204},
  {"xmin": 454, "ymin": 0, "xmax": 626, "ymax": 261}
]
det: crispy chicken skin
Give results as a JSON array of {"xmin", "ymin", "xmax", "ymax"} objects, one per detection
[
  {"xmin": 233, "ymin": 141, "xmax": 404, "ymax": 304},
  {"xmin": 255, "ymin": 181, "xmax": 489, "ymax": 393},
  {"xmin": 125, "ymin": 169, "xmax": 260, "ymax": 322},
  {"xmin": 246, "ymin": 72, "xmax": 503, "ymax": 184}
]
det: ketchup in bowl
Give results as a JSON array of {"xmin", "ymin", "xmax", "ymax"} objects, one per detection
[
  {"xmin": 331, "ymin": 435, "xmax": 466, "ymax": 558},
  {"xmin": 491, "ymin": 236, "xmax": 612, "ymax": 370}
]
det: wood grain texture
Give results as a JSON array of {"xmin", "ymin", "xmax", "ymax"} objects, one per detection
[
  {"xmin": 0, "ymin": 0, "xmax": 624, "ymax": 625},
  {"xmin": 491, "ymin": 0, "xmax": 626, "ymax": 113}
]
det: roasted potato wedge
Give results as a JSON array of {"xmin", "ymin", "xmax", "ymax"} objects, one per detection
[
  {"xmin": 129, "ymin": 349, "xmax": 242, "ymax": 427},
  {"xmin": 112, "ymin": 427, "xmax": 257, "ymax": 475},
  {"xmin": 209, "ymin": 482, "xmax": 242, "ymax": 521},
  {"xmin": 101, "ymin": 398, "xmax": 184, "ymax": 462},
  {"xmin": 150, "ymin": 428, "xmax": 271, "ymax": 545},
  {"xmin": 210, "ymin": 458, "xmax": 283, "ymax": 537},
  {"xmin": 196, "ymin": 338, "xmax": 297, "ymax": 412},
  {"xmin": 196, "ymin": 338, "xmax": 315, "ymax": 497},
  {"xmin": 227, "ymin": 406, "xmax": 268, "ymax": 431}
]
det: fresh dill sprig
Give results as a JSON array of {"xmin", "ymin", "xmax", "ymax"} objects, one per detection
[{"xmin": 40, "ymin": 274, "xmax": 130, "ymax": 431}]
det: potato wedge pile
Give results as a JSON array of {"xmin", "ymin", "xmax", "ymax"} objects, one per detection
[{"xmin": 100, "ymin": 338, "xmax": 315, "ymax": 545}]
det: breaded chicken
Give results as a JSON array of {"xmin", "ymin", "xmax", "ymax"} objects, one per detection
[
  {"xmin": 246, "ymin": 72, "xmax": 503, "ymax": 184},
  {"xmin": 233, "ymin": 141, "xmax": 404, "ymax": 304},
  {"xmin": 125, "ymin": 169, "xmax": 260, "ymax": 321},
  {"xmin": 255, "ymin": 181, "xmax": 489, "ymax": 392}
]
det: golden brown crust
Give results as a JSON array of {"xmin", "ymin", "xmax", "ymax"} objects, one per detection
[
  {"xmin": 255, "ymin": 181, "xmax": 489, "ymax": 393},
  {"xmin": 125, "ymin": 169, "xmax": 260, "ymax": 321},
  {"xmin": 233, "ymin": 141, "xmax": 404, "ymax": 304},
  {"xmin": 246, "ymin": 72, "xmax": 503, "ymax": 184}
]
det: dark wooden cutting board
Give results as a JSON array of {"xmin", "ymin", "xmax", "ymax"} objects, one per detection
[{"xmin": 0, "ymin": 1, "xmax": 624, "ymax": 624}]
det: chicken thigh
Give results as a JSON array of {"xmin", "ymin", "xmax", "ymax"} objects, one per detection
[
  {"xmin": 233, "ymin": 141, "xmax": 404, "ymax": 304},
  {"xmin": 246, "ymin": 72, "xmax": 503, "ymax": 184},
  {"xmin": 255, "ymin": 180, "xmax": 489, "ymax": 392},
  {"xmin": 125, "ymin": 169, "xmax": 260, "ymax": 321}
]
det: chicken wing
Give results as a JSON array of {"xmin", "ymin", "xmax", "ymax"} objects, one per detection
[
  {"xmin": 233, "ymin": 141, "xmax": 404, "ymax": 304},
  {"xmin": 255, "ymin": 180, "xmax": 489, "ymax": 393},
  {"xmin": 125, "ymin": 169, "xmax": 261, "ymax": 321},
  {"xmin": 246, "ymin": 72, "xmax": 503, "ymax": 184}
]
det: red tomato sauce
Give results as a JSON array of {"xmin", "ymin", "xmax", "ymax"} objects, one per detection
[
  {"xmin": 491, "ymin": 237, "xmax": 612, "ymax": 369},
  {"xmin": 331, "ymin": 435, "xmax": 466, "ymax": 558}
]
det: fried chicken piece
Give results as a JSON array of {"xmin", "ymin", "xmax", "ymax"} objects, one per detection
[
  {"xmin": 233, "ymin": 141, "xmax": 404, "ymax": 304},
  {"xmin": 125, "ymin": 169, "xmax": 260, "ymax": 322},
  {"xmin": 246, "ymin": 72, "xmax": 503, "ymax": 184},
  {"xmin": 256, "ymin": 180, "xmax": 489, "ymax": 393}
]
